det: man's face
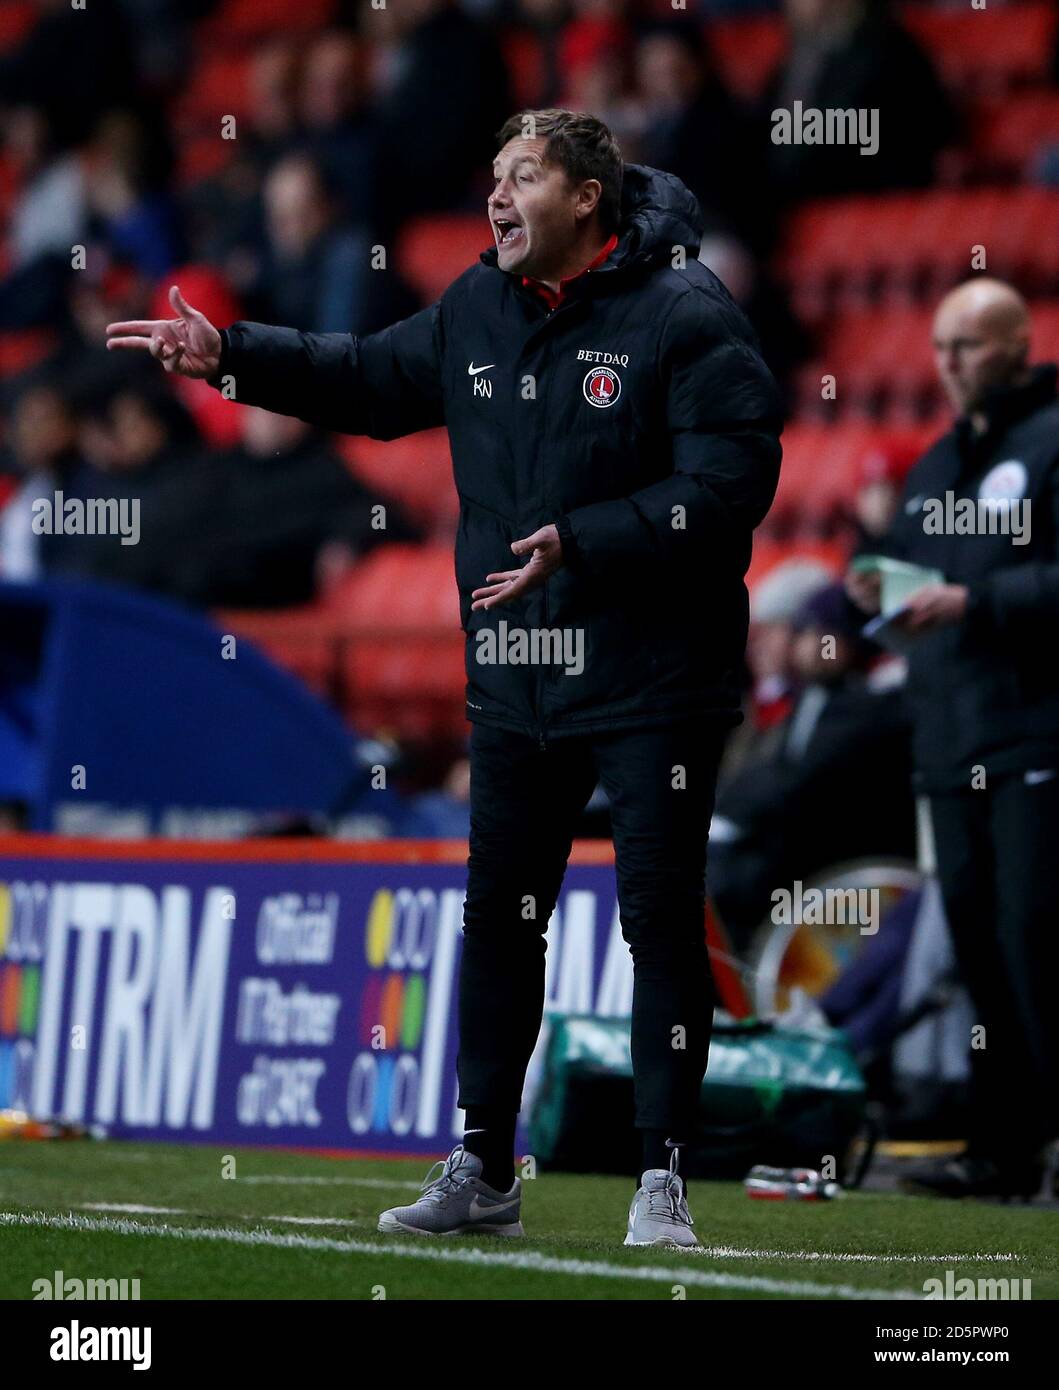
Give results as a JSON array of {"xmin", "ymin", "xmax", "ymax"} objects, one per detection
[
  {"xmin": 933, "ymin": 303, "xmax": 1026, "ymax": 415},
  {"xmin": 489, "ymin": 137, "xmax": 585, "ymax": 278},
  {"xmin": 792, "ymin": 625, "xmax": 852, "ymax": 683},
  {"xmin": 13, "ymin": 388, "xmax": 74, "ymax": 471}
]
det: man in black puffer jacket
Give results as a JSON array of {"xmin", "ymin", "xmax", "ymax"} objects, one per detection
[
  {"xmin": 107, "ymin": 109, "xmax": 782, "ymax": 1245},
  {"xmin": 848, "ymin": 278, "xmax": 1059, "ymax": 1201}
]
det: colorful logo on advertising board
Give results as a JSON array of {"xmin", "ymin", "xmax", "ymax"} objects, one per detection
[
  {"xmin": 346, "ymin": 886, "xmax": 463, "ymax": 1141},
  {"xmin": 0, "ymin": 880, "xmax": 45, "ymax": 1111}
]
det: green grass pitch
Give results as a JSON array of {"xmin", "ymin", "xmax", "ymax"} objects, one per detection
[{"xmin": 0, "ymin": 1141, "xmax": 1056, "ymax": 1300}]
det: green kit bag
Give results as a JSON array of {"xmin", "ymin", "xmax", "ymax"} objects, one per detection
[{"xmin": 528, "ymin": 1014, "xmax": 867, "ymax": 1181}]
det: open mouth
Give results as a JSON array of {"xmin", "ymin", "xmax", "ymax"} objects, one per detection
[{"xmin": 494, "ymin": 218, "xmax": 525, "ymax": 249}]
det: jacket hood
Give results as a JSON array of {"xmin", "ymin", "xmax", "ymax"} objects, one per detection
[
  {"xmin": 480, "ymin": 163, "xmax": 703, "ymax": 278},
  {"xmin": 608, "ymin": 163, "xmax": 703, "ymax": 269}
]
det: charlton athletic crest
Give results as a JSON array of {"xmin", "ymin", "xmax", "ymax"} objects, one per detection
[{"xmin": 583, "ymin": 366, "xmax": 621, "ymax": 408}]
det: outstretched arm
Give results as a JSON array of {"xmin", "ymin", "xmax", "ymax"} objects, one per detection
[{"xmin": 108, "ymin": 286, "xmax": 446, "ymax": 440}]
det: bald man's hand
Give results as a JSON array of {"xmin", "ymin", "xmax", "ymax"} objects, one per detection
[
  {"xmin": 106, "ymin": 285, "xmax": 222, "ymax": 379},
  {"xmin": 845, "ymin": 567, "xmax": 882, "ymax": 615},
  {"xmin": 895, "ymin": 583, "xmax": 969, "ymax": 633}
]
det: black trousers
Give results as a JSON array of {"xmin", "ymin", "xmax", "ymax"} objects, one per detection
[
  {"xmin": 930, "ymin": 770, "xmax": 1059, "ymax": 1159},
  {"xmin": 457, "ymin": 718, "xmax": 728, "ymax": 1135}
]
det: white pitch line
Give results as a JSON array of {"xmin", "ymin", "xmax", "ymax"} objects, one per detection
[
  {"xmin": 0, "ymin": 1210, "xmax": 918, "ymax": 1300},
  {"xmin": 65, "ymin": 1204, "xmax": 1021, "ymax": 1267},
  {"xmin": 81, "ymin": 1203, "xmax": 186, "ymax": 1215},
  {"xmin": 67, "ymin": 1205, "xmax": 1017, "ymax": 1266},
  {"xmin": 266, "ymin": 1215, "xmax": 360, "ymax": 1227},
  {"xmin": 78, "ymin": 1204, "xmax": 362, "ymax": 1228},
  {"xmin": 698, "ymin": 1245, "xmax": 1020, "ymax": 1265}
]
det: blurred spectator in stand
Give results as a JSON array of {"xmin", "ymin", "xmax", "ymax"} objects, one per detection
[
  {"xmin": 371, "ymin": 0, "xmax": 511, "ymax": 231},
  {"xmin": 183, "ymin": 41, "xmax": 302, "ymax": 277},
  {"xmin": 408, "ymin": 754, "xmax": 472, "ymax": 836},
  {"xmin": 558, "ymin": 1, "xmax": 644, "ymax": 149},
  {"xmin": 0, "ymin": 264, "xmax": 156, "ymax": 430},
  {"xmin": 762, "ymin": 0, "xmax": 959, "ymax": 201},
  {"xmin": 0, "ymin": 0, "xmax": 136, "ymax": 151},
  {"xmin": 721, "ymin": 558, "xmax": 835, "ymax": 778},
  {"xmin": 47, "ymin": 380, "xmax": 205, "ymax": 592},
  {"xmin": 697, "ymin": 234, "xmax": 812, "ymax": 408},
  {"xmin": 633, "ymin": 20, "xmax": 774, "ymax": 255},
  {"xmin": 247, "ymin": 155, "xmax": 416, "ymax": 334},
  {"xmin": 512, "ymin": 0, "xmax": 572, "ymax": 108},
  {"xmin": 710, "ymin": 582, "xmax": 915, "ymax": 949},
  {"xmin": 748, "ymin": 560, "xmax": 836, "ymax": 721},
  {"xmin": 240, "ymin": 41, "xmax": 304, "ymax": 172},
  {"xmin": 0, "ymin": 383, "xmax": 91, "ymax": 580},
  {"xmin": 0, "ymin": 107, "xmax": 86, "ymax": 328},
  {"xmin": 845, "ymin": 435, "xmax": 923, "ymax": 554},
  {"xmin": 84, "ymin": 110, "xmax": 184, "ymax": 279},
  {"xmin": 298, "ymin": 31, "xmax": 381, "ymax": 230},
  {"xmin": 3, "ymin": 106, "xmax": 86, "ymax": 269},
  {"xmin": 116, "ymin": 0, "xmax": 219, "ymax": 96},
  {"xmin": 170, "ymin": 407, "xmax": 421, "ymax": 609}
]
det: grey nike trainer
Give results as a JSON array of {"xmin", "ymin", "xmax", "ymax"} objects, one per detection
[
  {"xmin": 378, "ymin": 1145, "xmax": 524, "ymax": 1237},
  {"xmin": 624, "ymin": 1146, "xmax": 700, "ymax": 1248}
]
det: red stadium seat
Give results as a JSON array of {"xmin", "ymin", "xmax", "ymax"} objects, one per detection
[
  {"xmin": 397, "ymin": 216, "xmax": 494, "ymax": 306},
  {"xmin": 213, "ymin": 608, "xmax": 340, "ymax": 702},
  {"xmin": 324, "ymin": 543, "xmax": 460, "ymax": 631},
  {"xmin": 214, "ymin": 548, "xmax": 471, "ymax": 739},
  {"xmin": 710, "ymin": 4, "xmax": 1058, "ymax": 104},
  {"xmin": 809, "ymin": 305, "xmax": 939, "ymax": 415},
  {"xmin": 0, "ymin": 1, "xmax": 34, "ymax": 54},
  {"xmin": 709, "ymin": 15, "xmax": 786, "ymax": 101},
  {"xmin": 974, "ymin": 92, "xmax": 1059, "ymax": 179},
  {"xmin": 0, "ymin": 328, "xmax": 58, "ymax": 379},
  {"xmin": 501, "ymin": 29, "xmax": 548, "ymax": 109},
  {"xmin": 196, "ymin": 0, "xmax": 337, "ymax": 47},
  {"xmin": 795, "ymin": 299, "xmax": 1059, "ymax": 423},
  {"xmin": 781, "ymin": 189, "xmax": 1059, "ymax": 313},
  {"xmin": 337, "ymin": 430, "xmax": 458, "ymax": 537},
  {"xmin": 174, "ymin": 52, "xmax": 256, "ymax": 133},
  {"xmin": 340, "ymin": 637, "xmax": 467, "ymax": 742},
  {"xmin": 175, "ymin": 135, "xmax": 238, "ymax": 187},
  {"xmin": 769, "ymin": 420, "xmax": 939, "ymax": 536},
  {"xmin": 0, "ymin": 150, "xmax": 19, "ymax": 228},
  {"xmin": 1032, "ymin": 303, "xmax": 1059, "ymax": 358},
  {"xmin": 769, "ymin": 423, "xmax": 874, "ymax": 534},
  {"xmin": 901, "ymin": 1, "xmax": 1058, "ymax": 95},
  {"xmin": 325, "ymin": 544, "xmax": 465, "ymax": 740}
]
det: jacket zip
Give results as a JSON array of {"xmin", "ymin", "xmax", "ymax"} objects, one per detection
[
  {"xmin": 518, "ymin": 292, "xmax": 578, "ymax": 755},
  {"xmin": 537, "ymin": 332, "xmax": 550, "ymax": 754}
]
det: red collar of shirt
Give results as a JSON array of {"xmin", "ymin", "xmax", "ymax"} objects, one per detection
[{"xmin": 520, "ymin": 233, "xmax": 618, "ymax": 311}]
